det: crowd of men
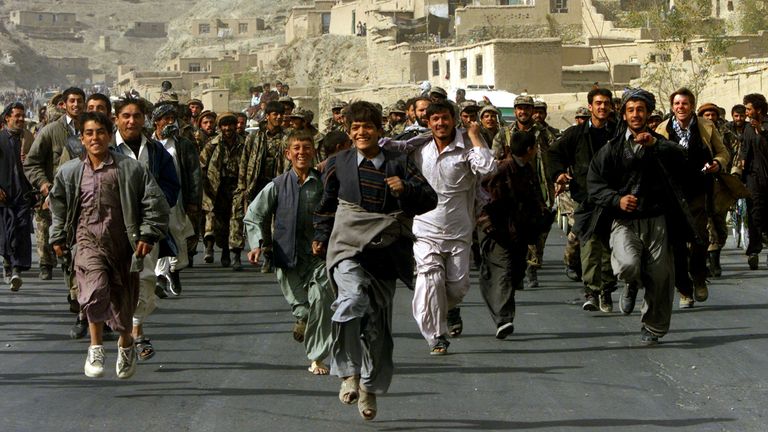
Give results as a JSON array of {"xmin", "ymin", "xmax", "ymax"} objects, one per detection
[{"xmin": 0, "ymin": 79, "xmax": 765, "ymax": 421}]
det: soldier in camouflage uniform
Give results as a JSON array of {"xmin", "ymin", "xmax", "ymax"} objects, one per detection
[
  {"xmin": 194, "ymin": 110, "xmax": 217, "ymax": 150},
  {"xmin": 459, "ymin": 100, "xmax": 480, "ymax": 129},
  {"xmin": 323, "ymin": 100, "xmax": 346, "ymax": 133},
  {"xmin": 492, "ymin": 95, "xmax": 557, "ymax": 288},
  {"xmin": 231, "ymin": 101, "xmax": 287, "ymax": 273},
  {"xmin": 200, "ymin": 113, "xmax": 245, "ymax": 269},
  {"xmin": 533, "ymin": 100, "xmax": 561, "ymax": 139},
  {"xmin": 287, "ymin": 107, "xmax": 325, "ymax": 161},
  {"xmin": 383, "ymin": 100, "xmax": 407, "ymax": 138},
  {"xmin": 698, "ymin": 103, "xmax": 741, "ymax": 276}
]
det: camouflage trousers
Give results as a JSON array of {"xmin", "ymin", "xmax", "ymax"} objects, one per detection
[
  {"xmin": 564, "ymin": 230, "xmax": 581, "ymax": 269},
  {"xmin": 204, "ymin": 181, "xmax": 236, "ymax": 250},
  {"xmin": 34, "ymin": 208, "xmax": 56, "ymax": 268},
  {"xmin": 527, "ymin": 230, "xmax": 550, "ymax": 269}
]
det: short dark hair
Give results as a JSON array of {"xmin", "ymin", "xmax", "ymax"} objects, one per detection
[
  {"xmin": 235, "ymin": 112, "xmax": 247, "ymax": 121},
  {"xmin": 669, "ymin": 88, "xmax": 696, "ymax": 109},
  {"xmin": 732, "ymin": 104, "xmax": 746, "ymax": 115},
  {"xmin": 743, "ymin": 94, "xmax": 768, "ymax": 116},
  {"xmin": 79, "ymin": 111, "xmax": 114, "ymax": 135},
  {"xmin": 114, "ymin": 96, "xmax": 148, "ymax": 115},
  {"xmin": 425, "ymin": 100, "xmax": 455, "ymax": 120},
  {"xmin": 286, "ymin": 129, "xmax": 315, "ymax": 146},
  {"xmin": 322, "ymin": 130, "xmax": 351, "ymax": 156},
  {"xmin": 587, "ymin": 88, "xmax": 612, "ymax": 104},
  {"xmin": 62, "ymin": 87, "xmax": 86, "ymax": 102},
  {"xmin": 509, "ymin": 130, "xmax": 536, "ymax": 157},
  {"xmin": 264, "ymin": 101, "xmax": 285, "ymax": 115},
  {"xmin": 405, "ymin": 97, "xmax": 418, "ymax": 111},
  {"xmin": 86, "ymin": 93, "xmax": 112, "ymax": 114},
  {"xmin": 345, "ymin": 101, "xmax": 382, "ymax": 130}
]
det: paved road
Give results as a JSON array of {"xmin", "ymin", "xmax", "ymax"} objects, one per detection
[{"xmin": 1, "ymin": 229, "xmax": 765, "ymax": 431}]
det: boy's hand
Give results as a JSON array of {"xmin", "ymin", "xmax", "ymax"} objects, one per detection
[
  {"xmin": 386, "ymin": 176, "xmax": 404, "ymax": 197},
  {"xmin": 53, "ymin": 244, "xmax": 66, "ymax": 258},
  {"xmin": 135, "ymin": 241, "xmax": 153, "ymax": 258},
  {"xmin": 312, "ymin": 241, "xmax": 326, "ymax": 256},
  {"xmin": 247, "ymin": 248, "xmax": 262, "ymax": 265},
  {"xmin": 619, "ymin": 195, "xmax": 638, "ymax": 212}
]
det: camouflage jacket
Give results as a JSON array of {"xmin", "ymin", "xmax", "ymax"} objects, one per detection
[
  {"xmin": 384, "ymin": 121, "xmax": 406, "ymax": 138},
  {"xmin": 492, "ymin": 122, "xmax": 556, "ymax": 206},
  {"xmin": 324, "ymin": 117, "xmax": 345, "ymax": 134},
  {"xmin": 200, "ymin": 133, "xmax": 246, "ymax": 212}
]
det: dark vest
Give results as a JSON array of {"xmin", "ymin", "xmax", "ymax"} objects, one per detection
[{"xmin": 272, "ymin": 169, "xmax": 322, "ymax": 269}]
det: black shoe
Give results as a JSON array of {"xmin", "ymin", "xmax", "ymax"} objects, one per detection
[
  {"xmin": 221, "ymin": 248, "xmax": 231, "ymax": 268},
  {"xmin": 526, "ymin": 267, "xmax": 538, "ymax": 288},
  {"xmin": 187, "ymin": 253, "xmax": 195, "ymax": 268},
  {"xmin": 640, "ymin": 327, "xmax": 659, "ymax": 345},
  {"xmin": 70, "ymin": 317, "xmax": 88, "ymax": 339},
  {"xmin": 39, "ymin": 266, "xmax": 53, "ymax": 280},
  {"xmin": 565, "ymin": 266, "xmax": 581, "ymax": 282},
  {"xmin": 582, "ymin": 294, "xmax": 599, "ymax": 311},
  {"xmin": 748, "ymin": 254, "xmax": 759, "ymax": 270},
  {"xmin": 261, "ymin": 256, "xmax": 273, "ymax": 273},
  {"xmin": 231, "ymin": 251, "xmax": 242, "ymax": 272},
  {"xmin": 203, "ymin": 243, "xmax": 214, "ymax": 264},
  {"xmin": 620, "ymin": 282, "xmax": 638, "ymax": 315},
  {"xmin": 67, "ymin": 294, "xmax": 80, "ymax": 314},
  {"xmin": 447, "ymin": 307, "xmax": 463, "ymax": 337},
  {"xmin": 708, "ymin": 250, "xmax": 722, "ymax": 277},
  {"xmin": 167, "ymin": 271, "xmax": 182, "ymax": 296},
  {"xmin": 598, "ymin": 290, "xmax": 613, "ymax": 313},
  {"xmin": 154, "ymin": 276, "xmax": 169, "ymax": 299},
  {"xmin": 495, "ymin": 322, "xmax": 515, "ymax": 340}
]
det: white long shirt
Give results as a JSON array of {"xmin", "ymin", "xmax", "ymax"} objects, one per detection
[{"xmin": 412, "ymin": 132, "xmax": 496, "ymax": 241}]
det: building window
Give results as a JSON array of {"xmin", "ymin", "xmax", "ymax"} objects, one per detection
[
  {"xmin": 445, "ymin": 60, "xmax": 451, "ymax": 79},
  {"xmin": 727, "ymin": 1, "xmax": 734, "ymax": 11},
  {"xmin": 475, "ymin": 54, "xmax": 483, "ymax": 75},
  {"xmin": 682, "ymin": 49, "xmax": 692, "ymax": 61},
  {"xmin": 432, "ymin": 60, "xmax": 440, "ymax": 77},
  {"xmin": 550, "ymin": 0, "xmax": 568, "ymax": 13},
  {"xmin": 189, "ymin": 63, "xmax": 201, "ymax": 72},
  {"xmin": 321, "ymin": 13, "xmax": 331, "ymax": 34},
  {"xmin": 460, "ymin": 58, "xmax": 467, "ymax": 79},
  {"xmin": 199, "ymin": 23, "xmax": 210, "ymax": 34},
  {"xmin": 53, "ymin": 14, "xmax": 57, "ymax": 22},
  {"xmin": 38, "ymin": 14, "xmax": 43, "ymax": 21},
  {"xmin": 239, "ymin": 23, "xmax": 248, "ymax": 33}
]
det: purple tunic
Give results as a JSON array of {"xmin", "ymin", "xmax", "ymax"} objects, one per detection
[{"xmin": 74, "ymin": 155, "xmax": 138, "ymax": 333}]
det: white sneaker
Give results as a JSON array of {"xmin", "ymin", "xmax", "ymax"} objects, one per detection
[
  {"xmin": 9, "ymin": 274, "xmax": 22, "ymax": 291},
  {"xmin": 84, "ymin": 345, "xmax": 105, "ymax": 378},
  {"xmin": 116, "ymin": 343, "xmax": 137, "ymax": 379}
]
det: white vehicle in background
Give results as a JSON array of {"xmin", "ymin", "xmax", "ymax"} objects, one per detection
[{"xmin": 459, "ymin": 86, "xmax": 519, "ymax": 124}]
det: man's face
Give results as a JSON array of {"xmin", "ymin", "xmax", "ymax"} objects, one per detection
[
  {"xmin": 220, "ymin": 122, "xmax": 236, "ymax": 141},
  {"xmin": 672, "ymin": 95, "xmax": 693, "ymax": 123},
  {"xmin": 481, "ymin": 111, "xmax": 498, "ymax": 130},
  {"xmin": 266, "ymin": 111, "xmax": 283, "ymax": 130},
  {"xmin": 276, "ymin": 84, "xmax": 284, "ymax": 93},
  {"xmin": 428, "ymin": 110, "xmax": 456, "ymax": 141},
  {"xmin": 389, "ymin": 112, "xmax": 405, "ymax": 124},
  {"xmin": 623, "ymin": 100, "xmax": 648, "ymax": 133},
  {"xmin": 189, "ymin": 104, "xmax": 202, "ymax": 118},
  {"xmin": 285, "ymin": 139, "xmax": 315, "ymax": 171},
  {"xmin": 702, "ymin": 110, "xmax": 719, "ymax": 123},
  {"xmin": 515, "ymin": 104, "xmax": 533, "ymax": 126},
  {"xmin": 746, "ymin": 103, "xmax": 762, "ymax": 122},
  {"xmin": 200, "ymin": 116, "xmax": 215, "ymax": 135},
  {"xmin": 86, "ymin": 99, "xmax": 109, "ymax": 114},
  {"xmin": 648, "ymin": 117, "xmax": 662, "ymax": 131},
  {"xmin": 155, "ymin": 114, "xmax": 175, "ymax": 137},
  {"xmin": 406, "ymin": 105, "xmax": 416, "ymax": 123},
  {"xmin": 289, "ymin": 117, "xmax": 306, "ymax": 130},
  {"xmin": 589, "ymin": 95, "xmax": 612, "ymax": 122},
  {"xmin": 236, "ymin": 116, "xmax": 246, "ymax": 134},
  {"xmin": 116, "ymin": 104, "xmax": 145, "ymax": 141},
  {"xmin": 332, "ymin": 108, "xmax": 343, "ymax": 123},
  {"xmin": 415, "ymin": 100, "xmax": 430, "ymax": 127},
  {"xmin": 65, "ymin": 94, "xmax": 84, "ymax": 119},
  {"xmin": 349, "ymin": 121, "xmax": 381, "ymax": 154},
  {"xmin": 460, "ymin": 111, "xmax": 477, "ymax": 128},
  {"xmin": 5, "ymin": 108, "xmax": 24, "ymax": 131},
  {"xmin": 732, "ymin": 111, "xmax": 746, "ymax": 127},
  {"xmin": 533, "ymin": 108, "xmax": 547, "ymax": 124},
  {"xmin": 81, "ymin": 120, "xmax": 111, "ymax": 159}
]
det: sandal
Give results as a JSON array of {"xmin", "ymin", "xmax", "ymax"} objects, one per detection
[
  {"xmin": 134, "ymin": 337, "xmax": 155, "ymax": 361},
  {"xmin": 430, "ymin": 337, "xmax": 450, "ymax": 356},
  {"xmin": 447, "ymin": 308, "xmax": 463, "ymax": 337},
  {"xmin": 292, "ymin": 320, "xmax": 306, "ymax": 343},
  {"xmin": 308, "ymin": 360, "xmax": 329, "ymax": 375},
  {"xmin": 338, "ymin": 376, "xmax": 359, "ymax": 405},
  {"xmin": 358, "ymin": 387, "xmax": 377, "ymax": 421}
]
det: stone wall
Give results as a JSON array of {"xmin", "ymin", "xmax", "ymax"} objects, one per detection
[{"xmin": 455, "ymin": 3, "xmax": 581, "ymax": 37}]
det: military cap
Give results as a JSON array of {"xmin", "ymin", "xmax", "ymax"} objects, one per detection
[
  {"xmin": 514, "ymin": 95, "xmax": 535, "ymax": 107},
  {"xmin": 278, "ymin": 96, "xmax": 295, "ymax": 108},
  {"xmin": 697, "ymin": 102, "xmax": 719, "ymax": 117},
  {"xmin": 390, "ymin": 100, "xmax": 407, "ymax": 114},
  {"xmin": 575, "ymin": 107, "xmax": 591, "ymax": 118},
  {"xmin": 533, "ymin": 100, "xmax": 547, "ymax": 110},
  {"xmin": 197, "ymin": 110, "xmax": 217, "ymax": 126},
  {"xmin": 217, "ymin": 111, "xmax": 237, "ymax": 126},
  {"xmin": 479, "ymin": 105, "xmax": 499, "ymax": 118},
  {"xmin": 649, "ymin": 109, "xmax": 664, "ymax": 119},
  {"xmin": 289, "ymin": 106, "xmax": 308, "ymax": 120},
  {"xmin": 331, "ymin": 99, "xmax": 347, "ymax": 110},
  {"xmin": 430, "ymin": 87, "xmax": 448, "ymax": 98},
  {"xmin": 460, "ymin": 100, "xmax": 480, "ymax": 113},
  {"xmin": 187, "ymin": 98, "xmax": 203, "ymax": 108},
  {"xmin": 157, "ymin": 92, "xmax": 179, "ymax": 104}
]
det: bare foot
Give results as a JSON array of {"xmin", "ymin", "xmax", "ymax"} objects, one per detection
[{"xmin": 308, "ymin": 360, "xmax": 329, "ymax": 375}]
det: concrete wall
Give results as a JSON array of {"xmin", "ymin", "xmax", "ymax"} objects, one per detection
[
  {"xmin": 191, "ymin": 18, "xmax": 265, "ymax": 38},
  {"xmin": 427, "ymin": 38, "xmax": 563, "ymax": 94},
  {"xmin": 127, "ymin": 21, "xmax": 167, "ymax": 37},
  {"xmin": 286, "ymin": 6, "xmax": 332, "ymax": 44},
  {"xmin": 330, "ymin": 0, "xmax": 434, "ymax": 36},
  {"xmin": 581, "ymin": 0, "xmax": 647, "ymax": 44},
  {"xmin": 562, "ymin": 45, "xmax": 593, "ymax": 66},
  {"xmin": 199, "ymin": 88, "xmax": 230, "ymax": 113},
  {"xmin": 10, "ymin": 11, "xmax": 76, "ymax": 28},
  {"xmin": 455, "ymin": 2, "xmax": 581, "ymax": 37},
  {"xmin": 318, "ymin": 83, "xmax": 420, "ymax": 131},
  {"xmin": 698, "ymin": 64, "xmax": 768, "ymax": 116}
]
